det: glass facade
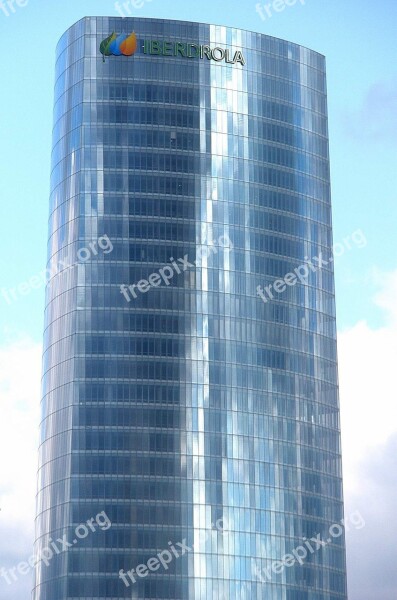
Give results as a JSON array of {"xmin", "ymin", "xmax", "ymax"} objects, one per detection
[{"xmin": 33, "ymin": 17, "xmax": 347, "ymax": 599}]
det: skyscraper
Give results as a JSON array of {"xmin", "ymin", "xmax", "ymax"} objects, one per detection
[{"xmin": 33, "ymin": 16, "xmax": 348, "ymax": 599}]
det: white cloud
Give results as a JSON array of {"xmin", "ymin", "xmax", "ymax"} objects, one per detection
[
  {"xmin": 343, "ymin": 433, "xmax": 397, "ymax": 600},
  {"xmin": 339, "ymin": 269, "xmax": 397, "ymax": 493},
  {"xmin": 338, "ymin": 268, "xmax": 397, "ymax": 600},
  {"xmin": 0, "ymin": 338, "xmax": 41, "ymax": 598}
]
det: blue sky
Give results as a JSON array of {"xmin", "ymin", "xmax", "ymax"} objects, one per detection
[{"xmin": 0, "ymin": 1, "xmax": 396, "ymax": 599}]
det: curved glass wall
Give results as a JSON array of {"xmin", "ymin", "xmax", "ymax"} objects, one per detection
[{"xmin": 33, "ymin": 16, "xmax": 347, "ymax": 600}]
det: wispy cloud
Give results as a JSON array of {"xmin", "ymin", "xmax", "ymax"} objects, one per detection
[{"xmin": 342, "ymin": 78, "xmax": 397, "ymax": 143}]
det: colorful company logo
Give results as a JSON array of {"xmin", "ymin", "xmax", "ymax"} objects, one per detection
[{"xmin": 100, "ymin": 32, "xmax": 138, "ymax": 61}]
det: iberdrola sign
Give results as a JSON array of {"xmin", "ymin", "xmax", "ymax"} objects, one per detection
[{"xmin": 100, "ymin": 32, "xmax": 245, "ymax": 66}]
